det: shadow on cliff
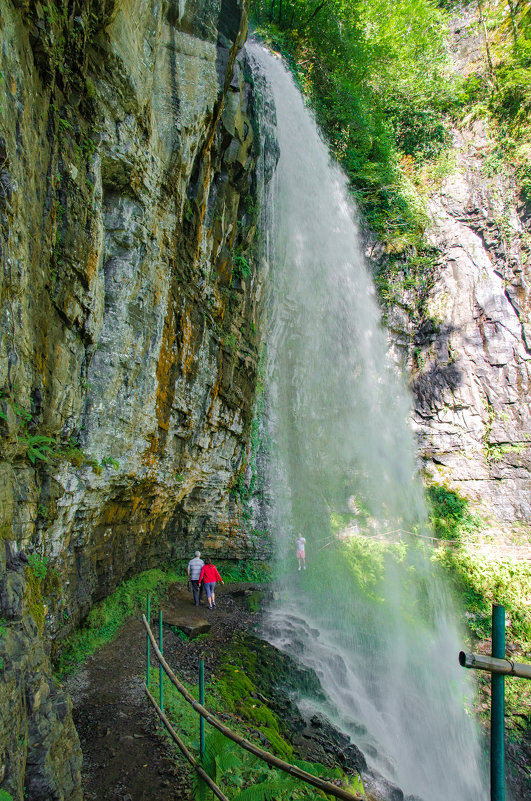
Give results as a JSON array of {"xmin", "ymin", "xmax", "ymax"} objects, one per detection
[{"xmin": 411, "ymin": 322, "xmax": 463, "ymax": 412}]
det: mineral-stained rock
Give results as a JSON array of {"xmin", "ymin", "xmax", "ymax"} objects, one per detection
[{"xmin": 0, "ymin": 0, "xmax": 273, "ymax": 796}]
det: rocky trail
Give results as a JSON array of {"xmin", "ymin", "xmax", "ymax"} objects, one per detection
[{"xmin": 65, "ymin": 582, "xmax": 263, "ymax": 801}]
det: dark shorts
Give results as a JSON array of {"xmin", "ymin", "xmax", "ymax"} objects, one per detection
[{"xmin": 204, "ymin": 582, "xmax": 216, "ymax": 597}]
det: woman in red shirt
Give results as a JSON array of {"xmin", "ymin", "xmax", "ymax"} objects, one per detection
[{"xmin": 198, "ymin": 559, "xmax": 224, "ymax": 609}]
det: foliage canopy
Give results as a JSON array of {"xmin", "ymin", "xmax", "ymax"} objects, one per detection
[{"xmin": 251, "ymin": 0, "xmax": 456, "ymax": 248}]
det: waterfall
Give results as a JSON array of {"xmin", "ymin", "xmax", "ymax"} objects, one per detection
[{"xmin": 248, "ymin": 42, "xmax": 487, "ymax": 801}]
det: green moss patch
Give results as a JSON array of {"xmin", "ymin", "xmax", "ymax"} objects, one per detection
[
  {"xmin": 55, "ymin": 566, "xmax": 183, "ymax": 676},
  {"xmin": 24, "ymin": 566, "xmax": 45, "ymax": 632},
  {"xmin": 151, "ymin": 669, "xmax": 361, "ymax": 800},
  {"xmin": 214, "ymin": 664, "xmax": 292, "ymax": 758}
]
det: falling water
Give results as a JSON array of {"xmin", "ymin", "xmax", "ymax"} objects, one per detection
[{"xmin": 248, "ymin": 42, "xmax": 487, "ymax": 801}]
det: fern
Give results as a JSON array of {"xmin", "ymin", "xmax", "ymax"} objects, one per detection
[
  {"xmin": 233, "ymin": 774, "xmax": 300, "ymax": 801},
  {"xmin": 20, "ymin": 434, "xmax": 56, "ymax": 463},
  {"xmin": 198, "ymin": 731, "xmax": 241, "ymax": 776},
  {"xmin": 293, "ymin": 758, "xmax": 341, "ymax": 778},
  {"xmin": 193, "ymin": 730, "xmax": 306, "ymax": 801}
]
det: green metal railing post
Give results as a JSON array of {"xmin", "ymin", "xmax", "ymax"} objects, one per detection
[
  {"xmin": 159, "ymin": 610, "xmax": 164, "ymax": 713},
  {"xmin": 491, "ymin": 603, "xmax": 505, "ymax": 801},
  {"xmin": 146, "ymin": 594, "xmax": 150, "ymax": 687},
  {"xmin": 199, "ymin": 659, "xmax": 205, "ymax": 760}
]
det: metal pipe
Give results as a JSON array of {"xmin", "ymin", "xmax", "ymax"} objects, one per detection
[
  {"xmin": 159, "ymin": 610, "xmax": 164, "ymax": 713},
  {"xmin": 459, "ymin": 651, "xmax": 531, "ymax": 679},
  {"xmin": 146, "ymin": 594, "xmax": 150, "ymax": 687},
  {"xmin": 491, "ymin": 603, "xmax": 505, "ymax": 801},
  {"xmin": 199, "ymin": 658, "xmax": 205, "ymax": 760}
]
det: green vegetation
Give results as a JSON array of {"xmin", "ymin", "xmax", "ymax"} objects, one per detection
[
  {"xmin": 251, "ymin": 0, "xmax": 531, "ymax": 315},
  {"xmin": 342, "ymin": 535, "xmax": 407, "ymax": 604},
  {"xmin": 195, "ymin": 733, "xmax": 298, "ymax": 800},
  {"xmin": 0, "ymin": 790, "xmax": 14, "ymax": 801},
  {"xmin": 331, "ymin": 485, "xmax": 529, "ymax": 741},
  {"xmin": 101, "ymin": 456, "xmax": 120, "ymax": 470},
  {"xmin": 426, "ymin": 484, "xmax": 481, "ymax": 541},
  {"xmin": 427, "ymin": 485, "xmax": 530, "ymax": 644},
  {"xmin": 170, "ymin": 626, "xmax": 190, "ymax": 642},
  {"xmin": 251, "ymin": 0, "xmax": 456, "ymax": 252},
  {"xmin": 436, "ymin": 547, "xmax": 531, "ymax": 645},
  {"xmin": 55, "ymin": 560, "xmax": 270, "ymax": 676},
  {"xmin": 27, "ymin": 554, "xmax": 49, "ymax": 581},
  {"xmin": 214, "ymin": 663, "xmax": 293, "ymax": 758},
  {"xmin": 215, "ymin": 560, "xmax": 272, "ymax": 583},
  {"xmin": 233, "ymin": 251, "xmax": 252, "ymax": 279},
  {"xmin": 435, "ymin": 544, "xmax": 531, "ymax": 740},
  {"xmin": 427, "ymin": 483, "xmax": 531, "ymax": 740},
  {"xmin": 0, "ymin": 392, "xmax": 119, "ymax": 473},
  {"xmin": 193, "ymin": 730, "xmax": 357, "ymax": 801},
  {"xmin": 0, "ymin": 617, "xmax": 6, "ymax": 670},
  {"xmin": 224, "ymin": 332, "xmax": 238, "ymax": 351},
  {"xmin": 19, "ymin": 434, "xmax": 56, "ymax": 464},
  {"xmin": 24, "ymin": 565, "xmax": 46, "ymax": 632},
  {"xmin": 484, "ymin": 441, "xmax": 528, "ymax": 463},
  {"xmin": 150, "ymin": 646, "xmax": 360, "ymax": 801},
  {"xmin": 55, "ymin": 566, "xmax": 184, "ymax": 676},
  {"xmin": 461, "ymin": 0, "xmax": 531, "ymax": 201}
]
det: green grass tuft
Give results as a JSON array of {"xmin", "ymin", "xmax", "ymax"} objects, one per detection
[{"xmin": 55, "ymin": 566, "xmax": 183, "ymax": 676}]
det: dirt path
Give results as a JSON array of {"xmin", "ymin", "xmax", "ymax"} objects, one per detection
[{"xmin": 65, "ymin": 582, "xmax": 262, "ymax": 801}]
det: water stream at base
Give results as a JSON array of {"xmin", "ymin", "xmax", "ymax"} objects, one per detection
[{"xmin": 248, "ymin": 42, "xmax": 487, "ymax": 801}]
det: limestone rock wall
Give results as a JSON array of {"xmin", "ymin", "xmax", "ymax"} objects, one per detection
[{"xmin": 0, "ymin": 0, "xmax": 269, "ymax": 797}]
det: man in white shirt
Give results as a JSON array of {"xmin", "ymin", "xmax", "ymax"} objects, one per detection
[
  {"xmin": 296, "ymin": 535, "xmax": 306, "ymax": 571},
  {"xmin": 187, "ymin": 550, "xmax": 204, "ymax": 606}
]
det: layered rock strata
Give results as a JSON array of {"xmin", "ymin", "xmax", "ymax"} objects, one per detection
[{"xmin": 0, "ymin": 0, "xmax": 269, "ymax": 797}]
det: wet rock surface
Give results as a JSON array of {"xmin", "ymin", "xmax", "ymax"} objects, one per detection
[{"xmin": 0, "ymin": 0, "xmax": 270, "ymax": 635}]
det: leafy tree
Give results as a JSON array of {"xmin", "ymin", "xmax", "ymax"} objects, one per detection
[{"xmin": 251, "ymin": 0, "xmax": 456, "ymax": 248}]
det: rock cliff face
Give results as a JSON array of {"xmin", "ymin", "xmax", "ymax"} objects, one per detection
[
  {"xmin": 0, "ymin": 1, "xmax": 270, "ymax": 797},
  {"xmin": 413, "ymin": 121, "xmax": 531, "ymax": 524},
  {"xmin": 381, "ymin": 8, "xmax": 531, "ymax": 530}
]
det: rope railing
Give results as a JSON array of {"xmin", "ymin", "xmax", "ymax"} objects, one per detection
[{"xmin": 142, "ymin": 613, "xmax": 362, "ymax": 801}]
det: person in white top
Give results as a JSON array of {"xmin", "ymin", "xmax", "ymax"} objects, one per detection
[
  {"xmin": 296, "ymin": 535, "xmax": 306, "ymax": 570},
  {"xmin": 187, "ymin": 551, "xmax": 204, "ymax": 606}
]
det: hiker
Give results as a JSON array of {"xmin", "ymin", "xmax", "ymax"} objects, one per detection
[
  {"xmin": 187, "ymin": 550, "xmax": 204, "ymax": 606},
  {"xmin": 296, "ymin": 534, "xmax": 306, "ymax": 570},
  {"xmin": 198, "ymin": 559, "xmax": 224, "ymax": 609}
]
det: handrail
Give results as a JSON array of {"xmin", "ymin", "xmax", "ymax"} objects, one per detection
[
  {"xmin": 142, "ymin": 614, "xmax": 362, "ymax": 801},
  {"xmin": 144, "ymin": 685, "xmax": 229, "ymax": 801}
]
